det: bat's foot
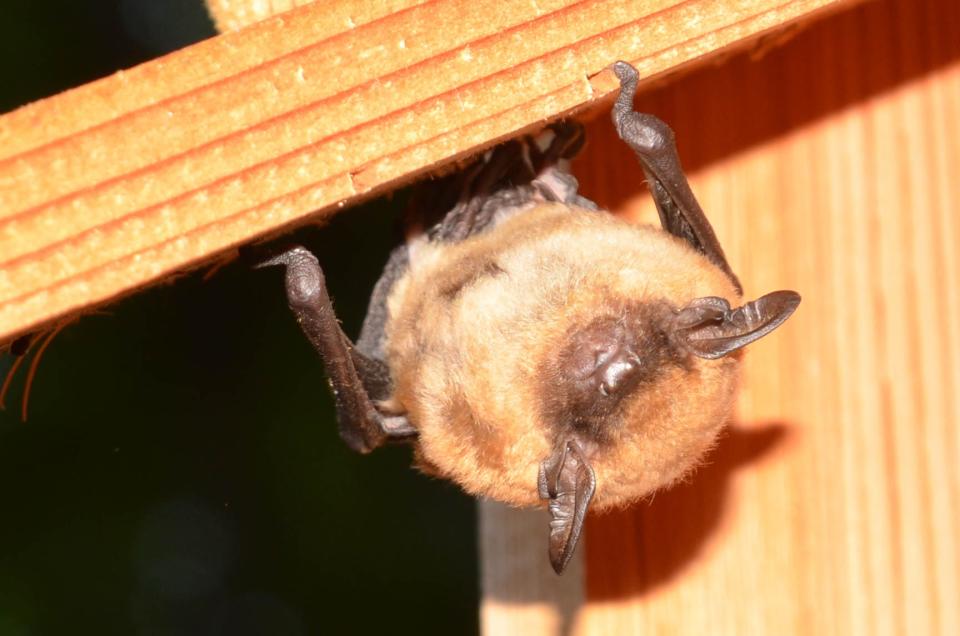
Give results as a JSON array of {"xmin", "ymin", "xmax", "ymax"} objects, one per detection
[{"xmin": 609, "ymin": 61, "xmax": 675, "ymax": 159}]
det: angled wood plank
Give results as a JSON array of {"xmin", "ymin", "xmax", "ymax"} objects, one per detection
[{"xmin": 0, "ymin": 0, "xmax": 853, "ymax": 342}]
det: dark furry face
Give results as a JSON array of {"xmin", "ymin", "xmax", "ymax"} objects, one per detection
[{"xmin": 539, "ymin": 300, "xmax": 687, "ymax": 442}]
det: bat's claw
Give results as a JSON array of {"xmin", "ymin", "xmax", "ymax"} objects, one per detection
[
  {"xmin": 252, "ymin": 244, "xmax": 315, "ymax": 270},
  {"xmin": 612, "ymin": 60, "xmax": 639, "ymax": 85},
  {"xmin": 611, "ymin": 61, "xmax": 640, "ymax": 124}
]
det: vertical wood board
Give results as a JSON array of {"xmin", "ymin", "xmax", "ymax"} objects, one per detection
[{"xmin": 480, "ymin": 0, "xmax": 960, "ymax": 633}]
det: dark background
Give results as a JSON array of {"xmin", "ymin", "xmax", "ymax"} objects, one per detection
[{"xmin": 0, "ymin": 2, "xmax": 478, "ymax": 634}]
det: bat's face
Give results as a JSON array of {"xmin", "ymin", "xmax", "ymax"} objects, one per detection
[
  {"xmin": 537, "ymin": 294, "xmax": 740, "ymax": 512},
  {"xmin": 385, "ymin": 203, "xmax": 745, "ymax": 511}
]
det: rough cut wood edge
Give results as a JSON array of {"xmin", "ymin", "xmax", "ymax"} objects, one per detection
[
  {"xmin": 0, "ymin": 0, "xmax": 852, "ymax": 342},
  {"xmin": 206, "ymin": 0, "xmax": 317, "ymax": 32}
]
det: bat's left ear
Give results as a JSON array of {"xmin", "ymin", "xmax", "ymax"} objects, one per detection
[
  {"xmin": 672, "ymin": 290, "xmax": 801, "ymax": 359},
  {"xmin": 538, "ymin": 440, "xmax": 596, "ymax": 574}
]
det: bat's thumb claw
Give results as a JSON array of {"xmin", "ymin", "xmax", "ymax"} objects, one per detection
[
  {"xmin": 612, "ymin": 60, "xmax": 638, "ymax": 84},
  {"xmin": 252, "ymin": 245, "xmax": 317, "ymax": 270},
  {"xmin": 611, "ymin": 61, "xmax": 639, "ymax": 127}
]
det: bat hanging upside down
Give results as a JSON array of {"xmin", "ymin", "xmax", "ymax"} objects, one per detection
[{"xmin": 261, "ymin": 62, "xmax": 801, "ymax": 574}]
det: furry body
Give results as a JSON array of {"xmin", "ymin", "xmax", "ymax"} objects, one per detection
[{"xmin": 386, "ymin": 203, "xmax": 740, "ymax": 509}]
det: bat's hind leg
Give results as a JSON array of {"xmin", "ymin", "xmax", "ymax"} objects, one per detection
[{"xmin": 260, "ymin": 246, "xmax": 416, "ymax": 454}]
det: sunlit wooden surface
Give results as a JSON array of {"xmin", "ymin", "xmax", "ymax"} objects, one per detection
[
  {"xmin": 481, "ymin": 0, "xmax": 960, "ymax": 633},
  {"xmin": 0, "ymin": 0, "xmax": 851, "ymax": 343}
]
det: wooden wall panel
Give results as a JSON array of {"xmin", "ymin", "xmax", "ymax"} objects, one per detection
[
  {"xmin": 562, "ymin": 0, "xmax": 960, "ymax": 633},
  {"xmin": 480, "ymin": 0, "xmax": 959, "ymax": 633}
]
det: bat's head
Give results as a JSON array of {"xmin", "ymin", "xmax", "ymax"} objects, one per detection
[
  {"xmin": 535, "ymin": 280, "xmax": 798, "ymax": 572},
  {"xmin": 539, "ymin": 285, "xmax": 800, "ymax": 503}
]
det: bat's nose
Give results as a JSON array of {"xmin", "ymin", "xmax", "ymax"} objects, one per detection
[
  {"xmin": 548, "ymin": 315, "xmax": 655, "ymax": 430},
  {"xmin": 565, "ymin": 319, "xmax": 642, "ymax": 397},
  {"xmin": 598, "ymin": 351, "xmax": 640, "ymax": 396}
]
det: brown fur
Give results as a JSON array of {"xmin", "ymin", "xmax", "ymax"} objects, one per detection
[{"xmin": 385, "ymin": 204, "xmax": 740, "ymax": 509}]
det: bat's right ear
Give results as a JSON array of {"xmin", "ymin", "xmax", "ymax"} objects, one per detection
[
  {"xmin": 672, "ymin": 290, "xmax": 801, "ymax": 359},
  {"xmin": 539, "ymin": 440, "xmax": 596, "ymax": 574}
]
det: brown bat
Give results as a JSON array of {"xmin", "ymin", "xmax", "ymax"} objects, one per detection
[{"xmin": 261, "ymin": 61, "xmax": 800, "ymax": 574}]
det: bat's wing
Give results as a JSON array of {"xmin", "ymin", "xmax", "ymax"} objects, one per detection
[
  {"xmin": 355, "ymin": 244, "xmax": 409, "ymax": 365},
  {"xmin": 611, "ymin": 61, "xmax": 742, "ymax": 294},
  {"xmin": 412, "ymin": 122, "xmax": 596, "ymax": 244}
]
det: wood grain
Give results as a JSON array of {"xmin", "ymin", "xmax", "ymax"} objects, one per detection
[
  {"xmin": 0, "ymin": 0, "xmax": 852, "ymax": 342},
  {"xmin": 479, "ymin": 0, "xmax": 959, "ymax": 633}
]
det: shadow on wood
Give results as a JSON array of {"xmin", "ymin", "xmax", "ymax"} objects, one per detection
[
  {"xmin": 569, "ymin": 0, "xmax": 960, "ymax": 631},
  {"xmin": 586, "ymin": 423, "xmax": 790, "ymax": 598}
]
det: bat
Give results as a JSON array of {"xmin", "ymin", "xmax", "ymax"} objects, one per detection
[{"xmin": 260, "ymin": 61, "xmax": 801, "ymax": 574}]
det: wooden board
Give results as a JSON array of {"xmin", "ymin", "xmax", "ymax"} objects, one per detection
[
  {"xmin": 0, "ymin": 0, "xmax": 853, "ymax": 342},
  {"xmin": 480, "ymin": 0, "xmax": 960, "ymax": 633}
]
